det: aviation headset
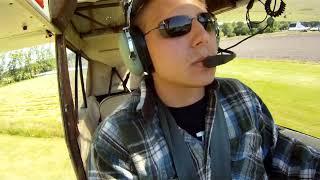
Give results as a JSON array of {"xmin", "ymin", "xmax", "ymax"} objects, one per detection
[{"xmin": 118, "ymin": 0, "xmax": 221, "ymax": 76}]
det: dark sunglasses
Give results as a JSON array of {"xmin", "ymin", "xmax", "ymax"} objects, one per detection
[{"xmin": 144, "ymin": 12, "xmax": 218, "ymax": 38}]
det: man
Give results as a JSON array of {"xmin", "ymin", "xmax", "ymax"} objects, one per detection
[{"xmin": 88, "ymin": 0, "xmax": 320, "ymax": 179}]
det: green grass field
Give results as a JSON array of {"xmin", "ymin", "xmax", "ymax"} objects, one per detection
[
  {"xmin": 217, "ymin": 59, "xmax": 320, "ymax": 138},
  {"xmin": 216, "ymin": 0, "xmax": 320, "ymax": 22},
  {"xmin": 0, "ymin": 134, "xmax": 75, "ymax": 180},
  {"xmin": 0, "ymin": 74, "xmax": 63, "ymax": 137}
]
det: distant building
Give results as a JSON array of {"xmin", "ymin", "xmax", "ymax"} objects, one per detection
[{"xmin": 288, "ymin": 22, "xmax": 310, "ymax": 32}]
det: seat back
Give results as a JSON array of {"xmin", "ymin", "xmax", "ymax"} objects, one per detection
[
  {"xmin": 77, "ymin": 96, "xmax": 101, "ymax": 170},
  {"xmin": 77, "ymin": 93, "xmax": 131, "ymax": 170},
  {"xmin": 99, "ymin": 93, "xmax": 131, "ymax": 121}
]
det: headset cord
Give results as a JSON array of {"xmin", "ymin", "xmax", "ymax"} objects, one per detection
[
  {"xmin": 223, "ymin": 0, "xmax": 286, "ymax": 51},
  {"xmin": 224, "ymin": 24, "xmax": 269, "ymax": 51}
]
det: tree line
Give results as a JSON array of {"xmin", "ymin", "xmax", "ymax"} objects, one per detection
[
  {"xmin": 0, "ymin": 45, "xmax": 55, "ymax": 87},
  {"xmin": 219, "ymin": 21, "xmax": 320, "ymax": 37},
  {"xmin": 220, "ymin": 21, "xmax": 290, "ymax": 37}
]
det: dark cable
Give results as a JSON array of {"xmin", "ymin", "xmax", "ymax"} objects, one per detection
[
  {"xmin": 258, "ymin": 0, "xmax": 265, "ymax": 6},
  {"xmin": 246, "ymin": 0, "xmax": 268, "ymax": 32},
  {"xmin": 265, "ymin": 0, "xmax": 286, "ymax": 17},
  {"xmin": 225, "ymin": 24, "xmax": 269, "ymax": 51},
  {"xmin": 273, "ymin": 0, "xmax": 277, "ymax": 12},
  {"xmin": 223, "ymin": 0, "xmax": 285, "ymax": 51}
]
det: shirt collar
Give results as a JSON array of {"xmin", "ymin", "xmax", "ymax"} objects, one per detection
[{"xmin": 136, "ymin": 79, "xmax": 220, "ymax": 121}]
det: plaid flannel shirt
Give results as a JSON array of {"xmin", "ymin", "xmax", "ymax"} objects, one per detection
[{"xmin": 87, "ymin": 78, "xmax": 320, "ymax": 179}]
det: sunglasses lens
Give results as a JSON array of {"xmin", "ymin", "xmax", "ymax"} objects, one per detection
[
  {"xmin": 198, "ymin": 13, "xmax": 215, "ymax": 32},
  {"xmin": 160, "ymin": 15, "xmax": 192, "ymax": 37},
  {"xmin": 158, "ymin": 13, "xmax": 216, "ymax": 38}
]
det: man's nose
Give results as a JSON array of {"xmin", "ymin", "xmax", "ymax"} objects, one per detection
[{"xmin": 190, "ymin": 20, "xmax": 216, "ymax": 48}]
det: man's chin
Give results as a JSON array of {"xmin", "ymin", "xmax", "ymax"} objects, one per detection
[{"xmin": 185, "ymin": 76, "xmax": 215, "ymax": 88}]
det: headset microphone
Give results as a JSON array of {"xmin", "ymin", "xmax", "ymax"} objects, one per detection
[{"xmin": 202, "ymin": 48, "xmax": 236, "ymax": 68}]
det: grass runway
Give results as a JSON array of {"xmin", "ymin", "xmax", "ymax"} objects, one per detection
[{"xmin": 217, "ymin": 58, "xmax": 320, "ymax": 138}]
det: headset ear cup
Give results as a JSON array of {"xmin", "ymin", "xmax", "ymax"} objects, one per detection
[
  {"xmin": 118, "ymin": 31, "xmax": 144, "ymax": 75},
  {"xmin": 130, "ymin": 26, "xmax": 154, "ymax": 75}
]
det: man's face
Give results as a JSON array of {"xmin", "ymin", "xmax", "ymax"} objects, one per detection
[{"xmin": 138, "ymin": 0, "xmax": 217, "ymax": 88}]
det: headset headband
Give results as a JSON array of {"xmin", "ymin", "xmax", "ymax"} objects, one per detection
[{"xmin": 122, "ymin": 0, "xmax": 145, "ymax": 27}]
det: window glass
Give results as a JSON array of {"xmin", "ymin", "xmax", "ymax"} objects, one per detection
[{"xmin": 66, "ymin": 49, "xmax": 88, "ymax": 110}]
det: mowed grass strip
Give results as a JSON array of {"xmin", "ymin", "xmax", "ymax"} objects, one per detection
[
  {"xmin": 0, "ymin": 74, "xmax": 63, "ymax": 137},
  {"xmin": 0, "ymin": 134, "xmax": 76, "ymax": 180},
  {"xmin": 217, "ymin": 59, "xmax": 320, "ymax": 138}
]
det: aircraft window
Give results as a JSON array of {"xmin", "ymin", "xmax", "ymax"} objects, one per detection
[
  {"xmin": 289, "ymin": 23, "xmax": 296, "ymax": 27},
  {"xmin": 66, "ymin": 48, "xmax": 88, "ymax": 114},
  {"xmin": 214, "ymin": 1, "xmax": 320, "ymax": 139}
]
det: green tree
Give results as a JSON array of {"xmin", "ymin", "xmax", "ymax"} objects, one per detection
[
  {"xmin": 220, "ymin": 23, "xmax": 235, "ymax": 37},
  {"xmin": 32, "ymin": 45, "xmax": 55, "ymax": 74},
  {"xmin": 0, "ymin": 44, "xmax": 56, "ymax": 86},
  {"xmin": 7, "ymin": 52, "xmax": 24, "ymax": 81},
  {"xmin": 234, "ymin": 22, "xmax": 250, "ymax": 36},
  {"xmin": 278, "ymin": 21, "xmax": 289, "ymax": 30},
  {"xmin": 22, "ymin": 48, "xmax": 33, "ymax": 79},
  {"xmin": 0, "ymin": 54, "xmax": 6, "ymax": 81}
]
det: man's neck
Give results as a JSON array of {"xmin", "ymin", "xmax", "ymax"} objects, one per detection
[{"xmin": 153, "ymin": 78, "xmax": 205, "ymax": 108}]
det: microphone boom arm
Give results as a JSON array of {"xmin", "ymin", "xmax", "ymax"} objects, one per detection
[{"xmin": 202, "ymin": 48, "xmax": 236, "ymax": 68}]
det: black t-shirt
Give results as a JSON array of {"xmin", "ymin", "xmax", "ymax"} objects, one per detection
[{"xmin": 168, "ymin": 94, "xmax": 207, "ymax": 140}]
